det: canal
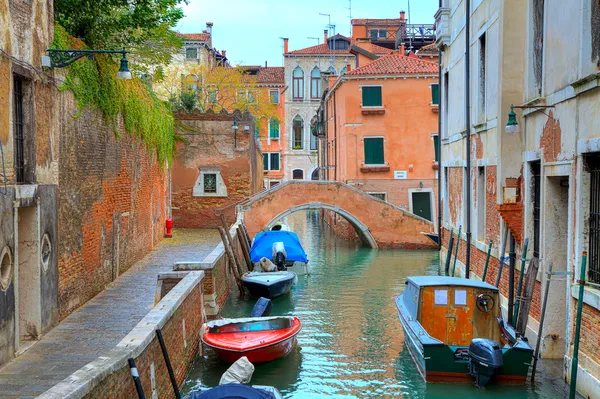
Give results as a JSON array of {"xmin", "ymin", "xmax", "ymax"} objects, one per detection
[{"xmin": 182, "ymin": 210, "xmax": 570, "ymax": 398}]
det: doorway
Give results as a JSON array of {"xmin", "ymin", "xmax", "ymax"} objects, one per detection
[
  {"xmin": 412, "ymin": 192, "xmax": 432, "ymax": 221},
  {"xmin": 16, "ymin": 205, "xmax": 41, "ymax": 352},
  {"xmin": 541, "ymin": 176, "xmax": 568, "ymax": 358}
]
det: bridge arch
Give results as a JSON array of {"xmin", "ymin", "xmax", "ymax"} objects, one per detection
[
  {"xmin": 264, "ymin": 202, "xmax": 378, "ymax": 249},
  {"xmin": 239, "ymin": 181, "xmax": 436, "ymax": 249}
]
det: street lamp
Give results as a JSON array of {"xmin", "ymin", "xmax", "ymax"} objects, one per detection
[
  {"xmin": 232, "ymin": 119, "xmax": 238, "ymax": 148},
  {"xmin": 43, "ymin": 48, "xmax": 132, "ymax": 80},
  {"xmin": 505, "ymin": 104, "xmax": 555, "ymax": 134}
]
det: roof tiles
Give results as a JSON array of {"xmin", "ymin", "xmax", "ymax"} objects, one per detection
[
  {"xmin": 286, "ymin": 38, "xmax": 391, "ymax": 56},
  {"xmin": 177, "ymin": 32, "xmax": 211, "ymax": 42},
  {"xmin": 346, "ymin": 53, "xmax": 438, "ymax": 76},
  {"xmin": 257, "ymin": 67, "xmax": 284, "ymax": 84}
]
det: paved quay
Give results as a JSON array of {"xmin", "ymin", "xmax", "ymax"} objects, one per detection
[{"xmin": 0, "ymin": 229, "xmax": 220, "ymax": 399}]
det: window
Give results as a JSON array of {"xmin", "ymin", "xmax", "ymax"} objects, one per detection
[
  {"xmin": 269, "ymin": 89, "xmax": 280, "ymax": 104},
  {"xmin": 236, "ymin": 89, "xmax": 247, "ymax": 102},
  {"xmin": 593, "ymin": 0, "xmax": 600, "ymax": 66},
  {"xmin": 588, "ymin": 156, "xmax": 600, "ymax": 284},
  {"xmin": 531, "ymin": 161, "xmax": 541, "ymax": 257},
  {"xmin": 248, "ymin": 90, "xmax": 256, "ymax": 104},
  {"xmin": 364, "ymin": 137, "xmax": 384, "ymax": 165},
  {"xmin": 292, "ymin": 67, "xmax": 304, "ymax": 100},
  {"xmin": 292, "ymin": 116, "xmax": 304, "ymax": 149},
  {"xmin": 340, "ymin": 66, "xmax": 348, "ymax": 75},
  {"xmin": 433, "ymin": 134, "xmax": 439, "ymax": 162},
  {"xmin": 368, "ymin": 192, "xmax": 387, "ymax": 201},
  {"xmin": 378, "ymin": 29, "xmax": 388, "ymax": 39},
  {"xmin": 311, "ymin": 168, "xmax": 319, "ymax": 180},
  {"xmin": 263, "ymin": 153, "xmax": 280, "ymax": 171},
  {"xmin": 13, "ymin": 75, "xmax": 25, "ymax": 183},
  {"xmin": 269, "ymin": 180, "xmax": 280, "ymax": 189},
  {"xmin": 326, "ymin": 66, "xmax": 336, "ymax": 75},
  {"xmin": 477, "ymin": 167, "xmax": 486, "ymax": 241},
  {"xmin": 431, "ymin": 83, "xmax": 439, "ymax": 106},
  {"xmin": 269, "ymin": 119, "xmax": 280, "ymax": 139},
  {"xmin": 292, "ymin": 169, "xmax": 304, "ymax": 180},
  {"xmin": 185, "ymin": 47, "xmax": 198, "ymax": 59},
  {"xmin": 207, "ymin": 87, "xmax": 218, "ymax": 104},
  {"xmin": 203, "ymin": 173, "xmax": 217, "ymax": 193},
  {"xmin": 478, "ymin": 34, "xmax": 486, "ymax": 120},
  {"xmin": 311, "ymin": 68, "xmax": 322, "ymax": 99},
  {"xmin": 369, "ymin": 29, "xmax": 378, "ymax": 39},
  {"xmin": 362, "ymin": 86, "xmax": 382, "ymax": 107},
  {"xmin": 310, "ymin": 130, "xmax": 317, "ymax": 150},
  {"xmin": 443, "ymin": 72, "xmax": 449, "ymax": 138}
]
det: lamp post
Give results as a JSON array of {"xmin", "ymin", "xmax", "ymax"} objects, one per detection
[
  {"xmin": 505, "ymin": 104, "xmax": 555, "ymax": 134},
  {"xmin": 232, "ymin": 119, "xmax": 238, "ymax": 148},
  {"xmin": 43, "ymin": 48, "xmax": 132, "ymax": 80}
]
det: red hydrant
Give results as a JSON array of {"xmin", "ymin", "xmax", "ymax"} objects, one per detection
[{"xmin": 165, "ymin": 218, "xmax": 173, "ymax": 238}]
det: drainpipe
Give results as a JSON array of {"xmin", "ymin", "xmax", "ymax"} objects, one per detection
[
  {"xmin": 437, "ymin": 47, "xmax": 442, "ymax": 249},
  {"xmin": 465, "ymin": 0, "xmax": 472, "ymax": 278},
  {"xmin": 508, "ymin": 233, "xmax": 516, "ymax": 327},
  {"xmin": 333, "ymin": 90, "xmax": 338, "ymax": 181}
]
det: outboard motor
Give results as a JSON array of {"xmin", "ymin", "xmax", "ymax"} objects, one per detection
[
  {"xmin": 468, "ymin": 338, "xmax": 503, "ymax": 388},
  {"xmin": 272, "ymin": 242, "xmax": 287, "ymax": 271}
]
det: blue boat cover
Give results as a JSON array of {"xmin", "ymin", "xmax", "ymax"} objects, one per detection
[
  {"xmin": 189, "ymin": 384, "xmax": 277, "ymax": 399},
  {"xmin": 250, "ymin": 231, "xmax": 308, "ymax": 263}
]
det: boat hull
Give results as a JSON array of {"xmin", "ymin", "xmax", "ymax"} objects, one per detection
[
  {"xmin": 209, "ymin": 335, "xmax": 298, "ymax": 363},
  {"xmin": 252, "ymin": 261, "xmax": 310, "ymax": 276},
  {"xmin": 396, "ymin": 294, "xmax": 532, "ymax": 384},
  {"xmin": 242, "ymin": 272, "xmax": 295, "ymax": 299}
]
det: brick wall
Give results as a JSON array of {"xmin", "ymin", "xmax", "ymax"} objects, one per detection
[
  {"xmin": 57, "ymin": 96, "xmax": 168, "ymax": 319},
  {"xmin": 172, "ymin": 110, "xmax": 261, "ymax": 228},
  {"xmin": 347, "ymin": 179, "xmax": 438, "ymax": 213},
  {"xmin": 576, "ymin": 301, "xmax": 600, "ymax": 365},
  {"xmin": 322, "ymin": 209, "xmax": 361, "ymax": 243},
  {"xmin": 448, "ymin": 167, "xmax": 463, "ymax": 227}
]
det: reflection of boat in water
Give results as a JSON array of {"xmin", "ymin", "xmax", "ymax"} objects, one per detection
[
  {"xmin": 250, "ymin": 228, "xmax": 309, "ymax": 276},
  {"xmin": 242, "ymin": 271, "xmax": 296, "ymax": 299},
  {"xmin": 201, "ymin": 316, "xmax": 302, "ymax": 364},
  {"xmin": 187, "ymin": 384, "xmax": 283, "ymax": 399},
  {"xmin": 395, "ymin": 276, "xmax": 533, "ymax": 387}
]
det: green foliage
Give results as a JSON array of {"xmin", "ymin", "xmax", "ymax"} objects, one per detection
[
  {"xmin": 53, "ymin": 25, "xmax": 174, "ymax": 164},
  {"xmin": 55, "ymin": 0, "xmax": 187, "ymax": 69},
  {"xmin": 178, "ymin": 91, "xmax": 197, "ymax": 113}
]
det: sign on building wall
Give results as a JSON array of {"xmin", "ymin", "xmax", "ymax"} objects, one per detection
[{"xmin": 394, "ymin": 170, "xmax": 408, "ymax": 180}]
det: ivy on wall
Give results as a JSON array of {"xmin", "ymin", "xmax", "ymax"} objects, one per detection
[{"xmin": 53, "ymin": 25, "xmax": 174, "ymax": 164}]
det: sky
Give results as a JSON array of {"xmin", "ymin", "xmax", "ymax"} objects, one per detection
[{"xmin": 177, "ymin": 0, "xmax": 439, "ymax": 67}]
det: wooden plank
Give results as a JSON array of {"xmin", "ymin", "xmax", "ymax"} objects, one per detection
[
  {"xmin": 516, "ymin": 257, "xmax": 540, "ymax": 335},
  {"xmin": 220, "ymin": 214, "xmax": 245, "ymax": 277},
  {"xmin": 217, "ymin": 227, "xmax": 243, "ymax": 293},
  {"xmin": 237, "ymin": 225, "xmax": 253, "ymax": 270}
]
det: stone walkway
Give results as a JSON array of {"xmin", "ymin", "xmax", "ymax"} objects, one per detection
[{"xmin": 0, "ymin": 229, "xmax": 220, "ymax": 399}]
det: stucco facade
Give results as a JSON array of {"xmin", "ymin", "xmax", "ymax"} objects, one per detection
[{"xmin": 437, "ymin": 0, "xmax": 600, "ymax": 396}]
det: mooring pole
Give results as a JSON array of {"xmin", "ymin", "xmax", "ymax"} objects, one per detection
[
  {"xmin": 156, "ymin": 329, "xmax": 182, "ymax": 399},
  {"xmin": 445, "ymin": 229, "xmax": 454, "ymax": 276},
  {"xmin": 507, "ymin": 234, "xmax": 516, "ymax": 327},
  {"xmin": 128, "ymin": 358, "xmax": 146, "ymax": 399},
  {"xmin": 531, "ymin": 263, "xmax": 553, "ymax": 382},
  {"xmin": 495, "ymin": 225, "xmax": 509, "ymax": 287},
  {"xmin": 569, "ymin": 252, "xmax": 588, "ymax": 399},
  {"xmin": 481, "ymin": 240, "xmax": 493, "ymax": 283},
  {"xmin": 513, "ymin": 238, "xmax": 529, "ymax": 325},
  {"xmin": 452, "ymin": 225, "xmax": 461, "ymax": 277}
]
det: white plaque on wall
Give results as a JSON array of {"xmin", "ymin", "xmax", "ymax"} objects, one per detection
[{"xmin": 394, "ymin": 170, "xmax": 407, "ymax": 180}]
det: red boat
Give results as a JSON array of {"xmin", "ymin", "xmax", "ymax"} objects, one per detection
[{"xmin": 201, "ymin": 316, "xmax": 301, "ymax": 363}]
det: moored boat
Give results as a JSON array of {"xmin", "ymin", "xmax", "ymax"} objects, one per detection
[
  {"xmin": 250, "ymin": 230, "xmax": 309, "ymax": 275},
  {"xmin": 201, "ymin": 316, "xmax": 301, "ymax": 363},
  {"xmin": 395, "ymin": 276, "xmax": 533, "ymax": 387},
  {"xmin": 241, "ymin": 271, "xmax": 296, "ymax": 299}
]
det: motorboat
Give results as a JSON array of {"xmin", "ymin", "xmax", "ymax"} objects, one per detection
[
  {"xmin": 201, "ymin": 316, "xmax": 301, "ymax": 364},
  {"xmin": 395, "ymin": 276, "xmax": 533, "ymax": 387},
  {"xmin": 250, "ymin": 230, "xmax": 309, "ymax": 275},
  {"xmin": 187, "ymin": 384, "xmax": 283, "ymax": 399},
  {"xmin": 241, "ymin": 271, "xmax": 296, "ymax": 299}
]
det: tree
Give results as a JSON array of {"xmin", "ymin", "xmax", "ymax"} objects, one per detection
[
  {"xmin": 55, "ymin": 0, "xmax": 187, "ymax": 69},
  {"xmin": 165, "ymin": 65, "xmax": 279, "ymax": 124}
]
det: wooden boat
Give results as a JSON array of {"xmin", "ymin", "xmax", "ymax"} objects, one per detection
[
  {"xmin": 395, "ymin": 276, "xmax": 533, "ymax": 387},
  {"xmin": 201, "ymin": 316, "xmax": 301, "ymax": 363},
  {"xmin": 241, "ymin": 271, "xmax": 296, "ymax": 299},
  {"xmin": 187, "ymin": 384, "xmax": 283, "ymax": 399}
]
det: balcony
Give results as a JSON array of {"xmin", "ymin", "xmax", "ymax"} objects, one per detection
[{"xmin": 434, "ymin": 7, "xmax": 450, "ymax": 48}]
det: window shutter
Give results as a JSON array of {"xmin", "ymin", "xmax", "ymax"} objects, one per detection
[
  {"xmin": 270, "ymin": 153, "xmax": 280, "ymax": 170},
  {"xmin": 364, "ymin": 138, "xmax": 384, "ymax": 164},
  {"xmin": 433, "ymin": 135, "xmax": 439, "ymax": 162},
  {"xmin": 362, "ymin": 87, "xmax": 382, "ymax": 107},
  {"xmin": 431, "ymin": 83, "xmax": 439, "ymax": 105},
  {"xmin": 263, "ymin": 154, "xmax": 269, "ymax": 170},
  {"xmin": 270, "ymin": 120, "xmax": 279, "ymax": 138}
]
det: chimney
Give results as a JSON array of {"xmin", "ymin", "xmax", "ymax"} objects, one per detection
[
  {"xmin": 283, "ymin": 38, "xmax": 289, "ymax": 54},
  {"xmin": 206, "ymin": 22, "xmax": 213, "ymax": 34},
  {"xmin": 400, "ymin": 43, "xmax": 405, "ymax": 55},
  {"xmin": 265, "ymin": 61, "xmax": 268, "ymax": 67},
  {"xmin": 324, "ymin": 30, "xmax": 329, "ymax": 43},
  {"xmin": 400, "ymin": 11, "xmax": 405, "ymax": 22},
  {"xmin": 328, "ymin": 75, "xmax": 337, "ymax": 88},
  {"xmin": 346, "ymin": 64, "xmax": 351, "ymax": 73}
]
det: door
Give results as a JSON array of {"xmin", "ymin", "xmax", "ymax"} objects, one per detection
[
  {"xmin": 412, "ymin": 192, "xmax": 432, "ymax": 221},
  {"xmin": 446, "ymin": 288, "xmax": 474, "ymax": 346}
]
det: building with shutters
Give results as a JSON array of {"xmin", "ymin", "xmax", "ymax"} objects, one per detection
[
  {"xmin": 436, "ymin": 0, "xmax": 600, "ymax": 396},
  {"xmin": 318, "ymin": 52, "xmax": 439, "ymax": 221}
]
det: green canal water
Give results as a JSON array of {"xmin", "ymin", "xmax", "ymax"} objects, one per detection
[{"xmin": 182, "ymin": 211, "xmax": 570, "ymax": 398}]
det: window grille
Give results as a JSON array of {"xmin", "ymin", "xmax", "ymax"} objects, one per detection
[
  {"xmin": 203, "ymin": 173, "xmax": 217, "ymax": 193},
  {"xmin": 588, "ymin": 156, "xmax": 600, "ymax": 284},
  {"xmin": 13, "ymin": 76, "xmax": 24, "ymax": 184},
  {"xmin": 532, "ymin": 161, "xmax": 541, "ymax": 257}
]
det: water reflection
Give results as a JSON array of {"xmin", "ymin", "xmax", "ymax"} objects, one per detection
[{"xmin": 182, "ymin": 210, "xmax": 568, "ymax": 398}]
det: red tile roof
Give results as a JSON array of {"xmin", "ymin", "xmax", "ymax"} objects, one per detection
[
  {"xmin": 286, "ymin": 38, "xmax": 391, "ymax": 56},
  {"xmin": 346, "ymin": 53, "xmax": 438, "ymax": 76},
  {"xmin": 257, "ymin": 67, "xmax": 284, "ymax": 84},
  {"xmin": 177, "ymin": 32, "xmax": 211, "ymax": 42},
  {"xmin": 417, "ymin": 43, "xmax": 438, "ymax": 54}
]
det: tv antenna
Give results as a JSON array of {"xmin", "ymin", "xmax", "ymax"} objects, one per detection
[
  {"xmin": 278, "ymin": 36, "xmax": 285, "ymax": 66},
  {"xmin": 307, "ymin": 37, "xmax": 320, "ymax": 45},
  {"xmin": 347, "ymin": 0, "xmax": 352, "ymax": 36},
  {"xmin": 319, "ymin": 13, "xmax": 336, "ymax": 67}
]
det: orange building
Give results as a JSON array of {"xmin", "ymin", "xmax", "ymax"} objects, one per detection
[
  {"xmin": 351, "ymin": 13, "xmax": 407, "ymax": 50},
  {"xmin": 319, "ymin": 53, "xmax": 439, "ymax": 222}
]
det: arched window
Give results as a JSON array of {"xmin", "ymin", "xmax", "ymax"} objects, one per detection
[
  {"xmin": 183, "ymin": 74, "xmax": 199, "ymax": 93},
  {"xmin": 311, "ymin": 168, "xmax": 319, "ymax": 180},
  {"xmin": 327, "ymin": 66, "xmax": 336, "ymax": 75},
  {"xmin": 292, "ymin": 67, "xmax": 304, "ymax": 100},
  {"xmin": 310, "ymin": 68, "xmax": 322, "ymax": 99},
  {"xmin": 292, "ymin": 116, "xmax": 304, "ymax": 150},
  {"xmin": 292, "ymin": 169, "xmax": 304, "ymax": 180},
  {"xmin": 340, "ymin": 66, "xmax": 348, "ymax": 75}
]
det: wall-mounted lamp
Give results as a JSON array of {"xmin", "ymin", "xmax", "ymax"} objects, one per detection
[
  {"xmin": 232, "ymin": 119, "xmax": 239, "ymax": 148},
  {"xmin": 42, "ymin": 48, "xmax": 132, "ymax": 80},
  {"xmin": 505, "ymin": 104, "xmax": 555, "ymax": 134}
]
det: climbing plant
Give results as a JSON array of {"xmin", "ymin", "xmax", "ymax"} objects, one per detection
[{"xmin": 53, "ymin": 25, "xmax": 175, "ymax": 163}]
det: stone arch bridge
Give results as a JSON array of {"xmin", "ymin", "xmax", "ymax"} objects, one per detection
[{"xmin": 238, "ymin": 181, "xmax": 437, "ymax": 249}]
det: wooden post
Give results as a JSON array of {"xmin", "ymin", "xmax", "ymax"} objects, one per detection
[
  {"xmin": 531, "ymin": 263, "xmax": 553, "ymax": 382},
  {"xmin": 241, "ymin": 223, "xmax": 252, "ymax": 246},
  {"xmin": 452, "ymin": 225, "xmax": 461, "ymax": 277},
  {"xmin": 220, "ymin": 214, "xmax": 245, "ymax": 277},
  {"xmin": 217, "ymin": 227, "xmax": 243, "ymax": 293},
  {"xmin": 237, "ymin": 225, "xmax": 253, "ymax": 270},
  {"xmin": 481, "ymin": 240, "xmax": 493, "ymax": 283},
  {"xmin": 444, "ymin": 229, "xmax": 454, "ymax": 276}
]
